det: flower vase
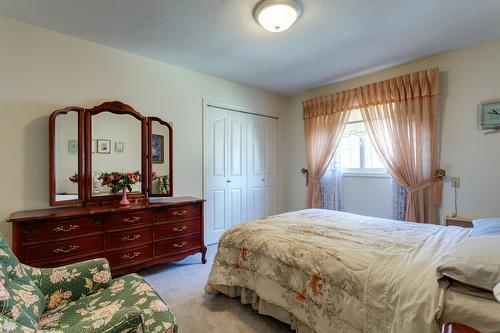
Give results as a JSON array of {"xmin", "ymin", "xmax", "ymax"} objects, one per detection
[{"xmin": 120, "ymin": 187, "xmax": 130, "ymax": 206}]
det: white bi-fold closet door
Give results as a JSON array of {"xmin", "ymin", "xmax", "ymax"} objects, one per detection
[{"xmin": 204, "ymin": 105, "xmax": 278, "ymax": 245}]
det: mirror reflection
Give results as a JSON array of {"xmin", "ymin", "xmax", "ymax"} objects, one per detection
[
  {"xmin": 151, "ymin": 120, "xmax": 171, "ymax": 195},
  {"xmin": 55, "ymin": 111, "xmax": 79, "ymax": 202},
  {"xmin": 91, "ymin": 112, "xmax": 142, "ymax": 197}
]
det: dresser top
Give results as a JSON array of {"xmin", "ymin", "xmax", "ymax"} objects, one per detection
[{"xmin": 8, "ymin": 196, "xmax": 203, "ymax": 222}]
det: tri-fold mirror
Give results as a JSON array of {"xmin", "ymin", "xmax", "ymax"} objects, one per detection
[{"xmin": 49, "ymin": 101, "xmax": 173, "ymax": 206}]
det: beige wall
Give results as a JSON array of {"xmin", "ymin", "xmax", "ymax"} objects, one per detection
[
  {"xmin": 284, "ymin": 37, "xmax": 500, "ymax": 222},
  {"xmin": 0, "ymin": 16, "xmax": 290, "ymax": 244}
]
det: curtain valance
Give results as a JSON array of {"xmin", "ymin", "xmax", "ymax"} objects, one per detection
[{"xmin": 302, "ymin": 67, "xmax": 439, "ymax": 119}]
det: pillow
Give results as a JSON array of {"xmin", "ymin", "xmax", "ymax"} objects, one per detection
[
  {"xmin": 470, "ymin": 217, "xmax": 500, "ymax": 237},
  {"xmin": 495, "ymin": 283, "xmax": 500, "ymax": 302},
  {"xmin": 436, "ymin": 235, "xmax": 500, "ymax": 291}
]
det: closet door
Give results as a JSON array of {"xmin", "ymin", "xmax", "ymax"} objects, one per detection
[
  {"xmin": 264, "ymin": 118, "xmax": 279, "ymax": 216},
  {"xmin": 204, "ymin": 107, "xmax": 229, "ymax": 245},
  {"xmin": 246, "ymin": 115, "xmax": 266, "ymax": 221},
  {"xmin": 226, "ymin": 112, "xmax": 247, "ymax": 228},
  {"xmin": 204, "ymin": 107, "xmax": 247, "ymax": 245}
]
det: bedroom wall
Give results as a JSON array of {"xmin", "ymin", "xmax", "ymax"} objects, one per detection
[
  {"xmin": 284, "ymin": 37, "xmax": 500, "ymax": 222},
  {"xmin": 0, "ymin": 16, "xmax": 290, "ymax": 245}
]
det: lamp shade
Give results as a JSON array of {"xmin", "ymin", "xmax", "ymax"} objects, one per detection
[{"xmin": 254, "ymin": 0, "xmax": 303, "ymax": 32}]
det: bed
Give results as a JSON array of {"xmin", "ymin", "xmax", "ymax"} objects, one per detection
[{"xmin": 205, "ymin": 209, "xmax": 499, "ymax": 333}]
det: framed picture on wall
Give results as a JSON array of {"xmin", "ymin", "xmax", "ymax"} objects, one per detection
[
  {"xmin": 68, "ymin": 140, "xmax": 78, "ymax": 154},
  {"xmin": 152, "ymin": 134, "xmax": 164, "ymax": 164},
  {"xmin": 96, "ymin": 139, "xmax": 111, "ymax": 154},
  {"xmin": 478, "ymin": 99, "xmax": 500, "ymax": 130},
  {"xmin": 115, "ymin": 142, "xmax": 125, "ymax": 153}
]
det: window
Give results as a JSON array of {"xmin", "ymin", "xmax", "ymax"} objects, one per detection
[{"xmin": 336, "ymin": 110, "xmax": 386, "ymax": 174}]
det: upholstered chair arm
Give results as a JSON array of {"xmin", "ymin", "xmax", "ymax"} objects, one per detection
[
  {"xmin": 22, "ymin": 258, "xmax": 112, "ymax": 310},
  {"xmin": 0, "ymin": 315, "xmax": 36, "ymax": 333},
  {"xmin": 37, "ymin": 307, "xmax": 144, "ymax": 333}
]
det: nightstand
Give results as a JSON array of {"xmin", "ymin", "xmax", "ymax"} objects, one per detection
[{"xmin": 443, "ymin": 216, "xmax": 473, "ymax": 228}]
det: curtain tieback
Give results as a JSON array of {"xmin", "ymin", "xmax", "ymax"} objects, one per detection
[
  {"xmin": 405, "ymin": 179, "xmax": 443, "ymax": 206},
  {"xmin": 405, "ymin": 180, "xmax": 433, "ymax": 193},
  {"xmin": 405, "ymin": 179, "xmax": 440, "ymax": 193},
  {"xmin": 309, "ymin": 179, "xmax": 321, "ymax": 186}
]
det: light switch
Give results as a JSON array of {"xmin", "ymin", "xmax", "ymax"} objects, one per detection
[{"xmin": 451, "ymin": 177, "xmax": 460, "ymax": 188}]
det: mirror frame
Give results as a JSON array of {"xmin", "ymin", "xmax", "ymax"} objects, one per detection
[
  {"xmin": 49, "ymin": 106, "xmax": 85, "ymax": 206},
  {"xmin": 85, "ymin": 101, "xmax": 148, "ymax": 203},
  {"xmin": 147, "ymin": 117, "xmax": 173, "ymax": 197}
]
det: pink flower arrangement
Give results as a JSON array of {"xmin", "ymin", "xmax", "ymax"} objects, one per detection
[
  {"xmin": 98, "ymin": 171, "xmax": 141, "ymax": 193},
  {"xmin": 152, "ymin": 171, "xmax": 169, "ymax": 194}
]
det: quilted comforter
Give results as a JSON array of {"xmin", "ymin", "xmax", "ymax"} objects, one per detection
[{"xmin": 206, "ymin": 209, "xmax": 471, "ymax": 333}]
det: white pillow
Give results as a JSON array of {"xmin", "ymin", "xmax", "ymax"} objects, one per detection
[
  {"xmin": 495, "ymin": 283, "xmax": 500, "ymax": 302},
  {"xmin": 436, "ymin": 235, "xmax": 500, "ymax": 291}
]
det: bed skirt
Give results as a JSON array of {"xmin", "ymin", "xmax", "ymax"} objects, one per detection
[{"xmin": 205, "ymin": 284, "xmax": 315, "ymax": 333}]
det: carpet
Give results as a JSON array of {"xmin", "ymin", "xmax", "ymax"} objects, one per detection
[{"xmin": 140, "ymin": 244, "xmax": 293, "ymax": 333}]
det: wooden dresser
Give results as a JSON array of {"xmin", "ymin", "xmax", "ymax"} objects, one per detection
[{"xmin": 8, "ymin": 197, "xmax": 206, "ymax": 276}]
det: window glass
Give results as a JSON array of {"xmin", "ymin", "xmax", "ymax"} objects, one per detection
[{"xmin": 335, "ymin": 110, "xmax": 386, "ymax": 173}]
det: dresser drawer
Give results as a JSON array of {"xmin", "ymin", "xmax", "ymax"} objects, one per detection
[
  {"xmin": 155, "ymin": 219, "xmax": 200, "ymax": 240},
  {"xmin": 31, "ymin": 253, "xmax": 104, "ymax": 268},
  {"xmin": 106, "ymin": 210, "xmax": 153, "ymax": 230},
  {"xmin": 22, "ymin": 217, "xmax": 103, "ymax": 241},
  {"xmin": 154, "ymin": 204, "xmax": 201, "ymax": 222},
  {"xmin": 106, "ymin": 227, "xmax": 152, "ymax": 250},
  {"xmin": 155, "ymin": 233, "xmax": 200, "ymax": 256},
  {"xmin": 106, "ymin": 244, "xmax": 153, "ymax": 267},
  {"xmin": 23, "ymin": 236, "xmax": 104, "ymax": 262}
]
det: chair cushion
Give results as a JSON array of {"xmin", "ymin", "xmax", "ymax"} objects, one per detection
[
  {"xmin": 37, "ymin": 273, "xmax": 177, "ymax": 333},
  {"xmin": 0, "ymin": 235, "xmax": 46, "ymax": 329}
]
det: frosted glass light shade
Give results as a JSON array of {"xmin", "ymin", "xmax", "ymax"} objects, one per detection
[{"xmin": 254, "ymin": 0, "xmax": 302, "ymax": 33}]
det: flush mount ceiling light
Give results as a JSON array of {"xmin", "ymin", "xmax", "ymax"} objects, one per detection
[{"xmin": 253, "ymin": 0, "xmax": 303, "ymax": 33}]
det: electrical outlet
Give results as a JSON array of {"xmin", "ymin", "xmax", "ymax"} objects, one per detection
[{"xmin": 451, "ymin": 177, "xmax": 460, "ymax": 188}]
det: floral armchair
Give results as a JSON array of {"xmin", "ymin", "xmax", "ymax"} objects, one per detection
[{"xmin": 0, "ymin": 234, "xmax": 177, "ymax": 333}]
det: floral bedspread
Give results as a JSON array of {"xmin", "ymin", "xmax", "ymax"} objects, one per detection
[{"xmin": 206, "ymin": 209, "xmax": 470, "ymax": 333}]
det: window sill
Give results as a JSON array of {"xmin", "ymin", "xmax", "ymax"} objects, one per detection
[{"xmin": 342, "ymin": 172, "xmax": 390, "ymax": 178}]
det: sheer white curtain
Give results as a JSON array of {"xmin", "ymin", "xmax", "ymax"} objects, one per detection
[
  {"xmin": 392, "ymin": 179, "xmax": 407, "ymax": 221},
  {"xmin": 320, "ymin": 153, "xmax": 343, "ymax": 211}
]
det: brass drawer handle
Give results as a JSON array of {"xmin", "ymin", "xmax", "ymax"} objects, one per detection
[
  {"xmin": 121, "ymin": 234, "xmax": 141, "ymax": 242},
  {"xmin": 53, "ymin": 225, "xmax": 79, "ymax": 232},
  {"xmin": 172, "ymin": 225, "xmax": 187, "ymax": 232},
  {"xmin": 172, "ymin": 210, "xmax": 188, "ymax": 216},
  {"xmin": 122, "ymin": 251, "xmax": 141, "ymax": 260},
  {"xmin": 173, "ymin": 241, "xmax": 187, "ymax": 248},
  {"xmin": 53, "ymin": 245, "xmax": 79, "ymax": 254},
  {"xmin": 122, "ymin": 216, "xmax": 141, "ymax": 224}
]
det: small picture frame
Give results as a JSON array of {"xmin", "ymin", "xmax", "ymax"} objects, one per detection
[
  {"xmin": 152, "ymin": 134, "xmax": 164, "ymax": 164},
  {"xmin": 478, "ymin": 99, "xmax": 500, "ymax": 130},
  {"xmin": 68, "ymin": 140, "xmax": 78, "ymax": 154},
  {"xmin": 115, "ymin": 142, "xmax": 125, "ymax": 153},
  {"xmin": 96, "ymin": 139, "xmax": 111, "ymax": 154}
]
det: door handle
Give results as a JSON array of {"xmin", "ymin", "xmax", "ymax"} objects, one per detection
[
  {"xmin": 261, "ymin": 178, "xmax": 265, "ymax": 181},
  {"xmin": 226, "ymin": 179, "xmax": 231, "ymax": 183}
]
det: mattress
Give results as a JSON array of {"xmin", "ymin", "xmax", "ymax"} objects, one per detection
[{"xmin": 206, "ymin": 209, "xmax": 472, "ymax": 333}]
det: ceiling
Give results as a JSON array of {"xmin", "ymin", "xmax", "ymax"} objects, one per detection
[{"xmin": 1, "ymin": 0, "xmax": 500, "ymax": 96}]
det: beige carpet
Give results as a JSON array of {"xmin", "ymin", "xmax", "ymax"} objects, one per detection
[{"xmin": 140, "ymin": 244, "xmax": 293, "ymax": 333}]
